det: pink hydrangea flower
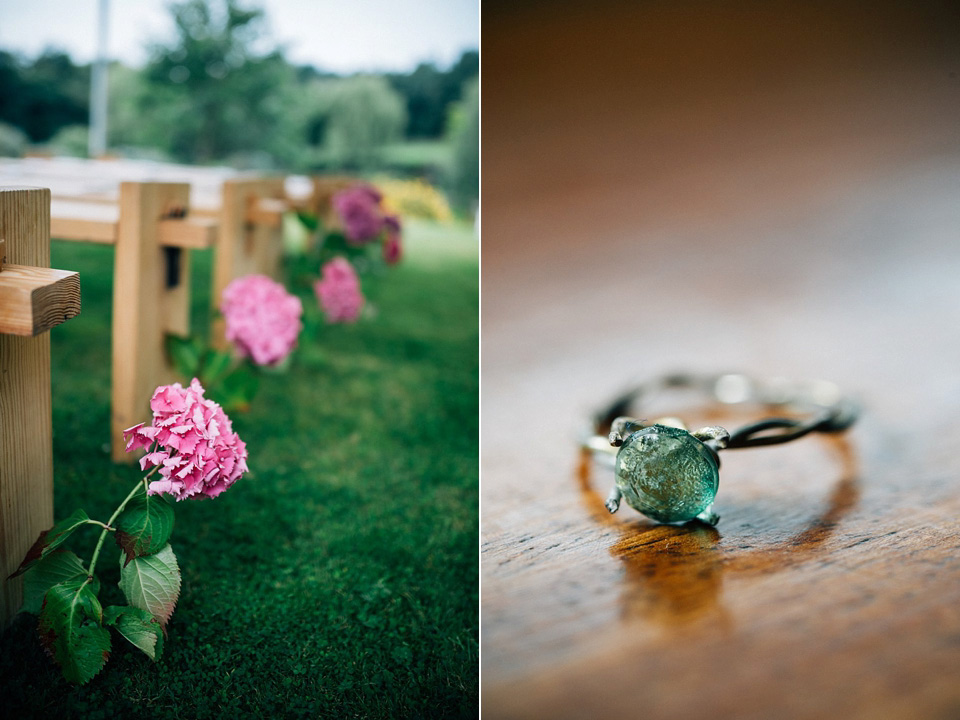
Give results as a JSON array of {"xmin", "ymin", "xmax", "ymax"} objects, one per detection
[
  {"xmin": 314, "ymin": 257, "xmax": 365, "ymax": 323},
  {"xmin": 123, "ymin": 379, "xmax": 249, "ymax": 501},
  {"xmin": 221, "ymin": 274, "xmax": 303, "ymax": 366},
  {"xmin": 332, "ymin": 184, "xmax": 385, "ymax": 244},
  {"xmin": 383, "ymin": 214, "xmax": 402, "ymax": 265}
]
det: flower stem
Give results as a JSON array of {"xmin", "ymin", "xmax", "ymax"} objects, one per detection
[{"xmin": 86, "ymin": 480, "xmax": 145, "ymax": 578}]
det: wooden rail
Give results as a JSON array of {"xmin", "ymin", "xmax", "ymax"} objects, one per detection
[{"xmin": 0, "ymin": 264, "xmax": 80, "ymax": 336}]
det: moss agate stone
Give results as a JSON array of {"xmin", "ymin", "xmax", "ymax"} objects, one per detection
[{"xmin": 614, "ymin": 424, "xmax": 719, "ymax": 523}]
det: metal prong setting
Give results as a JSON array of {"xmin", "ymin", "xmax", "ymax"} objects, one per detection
[
  {"xmin": 608, "ymin": 416, "xmax": 645, "ymax": 447},
  {"xmin": 692, "ymin": 426, "xmax": 730, "ymax": 450},
  {"xmin": 695, "ymin": 506, "xmax": 720, "ymax": 526},
  {"xmin": 605, "ymin": 485, "xmax": 622, "ymax": 514}
]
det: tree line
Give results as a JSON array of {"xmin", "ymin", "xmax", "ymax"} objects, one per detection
[{"xmin": 0, "ymin": 0, "xmax": 478, "ymax": 204}]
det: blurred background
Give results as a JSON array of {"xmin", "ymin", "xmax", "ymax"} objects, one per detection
[
  {"xmin": 0, "ymin": 0, "xmax": 479, "ymax": 215},
  {"xmin": 482, "ymin": 1, "xmax": 960, "ymax": 718}
]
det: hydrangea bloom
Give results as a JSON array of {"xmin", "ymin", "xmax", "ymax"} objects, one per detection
[
  {"xmin": 314, "ymin": 257, "xmax": 365, "ymax": 323},
  {"xmin": 221, "ymin": 274, "xmax": 303, "ymax": 366},
  {"xmin": 383, "ymin": 214, "xmax": 402, "ymax": 265},
  {"xmin": 332, "ymin": 184, "xmax": 385, "ymax": 244},
  {"xmin": 123, "ymin": 379, "xmax": 248, "ymax": 501}
]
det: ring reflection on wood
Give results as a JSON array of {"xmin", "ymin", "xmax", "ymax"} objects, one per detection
[{"xmin": 578, "ymin": 431, "xmax": 860, "ymax": 626}]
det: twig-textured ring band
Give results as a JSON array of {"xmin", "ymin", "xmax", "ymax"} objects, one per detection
[{"xmin": 582, "ymin": 373, "xmax": 859, "ymax": 526}]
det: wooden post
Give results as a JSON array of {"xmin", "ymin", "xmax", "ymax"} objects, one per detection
[
  {"xmin": 211, "ymin": 177, "xmax": 286, "ymax": 348},
  {"xmin": 110, "ymin": 182, "xmax": 192, "ymax": 462},
  {"xmin": 0, "ymin": 187, "xmax": 81, "ymax": 625}
]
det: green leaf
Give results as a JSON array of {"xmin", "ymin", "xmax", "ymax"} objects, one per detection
[
  {"xmin": 166, "ymin": 334, "xmax": 203, "ymax": 380},
  {"xmin": 104, "ymin": 605, "xmax": 164, "ymax": 661},
  {"xmin": 9, "ymin": 509, "xmax": 90, "ymax": 579},
  {"xmin": 218, "ymin": 365, "xmax": 259, "ymax": 413},
  {"xmin": 21, "ymin": 549, "xmax": 97, "ymax": 615},
  {"xmin": 296, "ymin": 210, "xmax": 319, "ymax": 232},
  {"xmin": 322, "ymin": 231, "xmax": 350, "ymax": 253},
  {"xmin": 199, "ymin": 349, "xmax": 234, "ymax": 389},
  {"xmin": 37, "ymin": 579, "xmax": 110, "ymax": 685},
  {"xmin": 114, "ymin": 492, "xmax": 174, "ymax": 566},
  {"xmin": 118, "ymin": 544, "xmax": 181, "ymax": 629}
]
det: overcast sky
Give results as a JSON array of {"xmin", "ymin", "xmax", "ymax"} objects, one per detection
[{"xmin": 0, "ymin": 0, "xmax": 479, "ymax": 73}]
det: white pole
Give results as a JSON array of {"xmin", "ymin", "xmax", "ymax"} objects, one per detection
[{"xmin": 88, "ymin": 0, "xmax": 110, "ymax": 158}]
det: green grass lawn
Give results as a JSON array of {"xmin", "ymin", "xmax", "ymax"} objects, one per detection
[{"xmin": 0, "ymin": 220, "xmax": 479, "ymax": 719}]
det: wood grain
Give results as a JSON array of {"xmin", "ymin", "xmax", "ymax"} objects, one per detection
[
  {"xmin": 481, "ymin": 2, "xmax": 960, "ymax": 719},
  {"xmin": 0, "ymin": 264, "xmax": 80, "ymax": 336},
  {"xmin": 0, "ymin": 187, "xmax": 54, "ymax": 624}
]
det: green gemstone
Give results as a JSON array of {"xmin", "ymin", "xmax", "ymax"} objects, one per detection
[{"xmin": 614, "ymin": 424, "xmax": 719, "ymax": 523}]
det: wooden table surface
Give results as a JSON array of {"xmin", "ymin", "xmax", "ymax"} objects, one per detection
[{"xmin": 481, "ymin": 2, "xmax": 960, "ymax": 718}]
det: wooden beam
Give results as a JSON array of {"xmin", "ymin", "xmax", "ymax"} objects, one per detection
[
  {"xmin": 0, "ymin": 264, "xmax": 80, "ymax": 336},
  {"xmin": 0, "ymin": 187, "xmax": 55, "ymax": 625},
  {"xmin": 50, "ymin": 199, "xmax": 119, "ymax": 244},
  {"xmin": 246, "ymin": 196, "xmax": 287, "ymax": 228},
  {"xmin": 158, "ymin": 217, "xmax": 218, "ymax": 249},
  {"xmin": 50, "ymin": 216, "xmax": 117, "ymax": 244}
]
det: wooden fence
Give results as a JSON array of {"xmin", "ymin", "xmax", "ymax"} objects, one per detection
[
  {"xmin": 0, "ymin": 186, "xmax": 81, "ymax": 625},
  {"xmin": 0, "ymin": 159, "xmax": 357, "ymax": 461}
]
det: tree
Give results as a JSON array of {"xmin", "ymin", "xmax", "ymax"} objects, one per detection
[
  {"xmin": 388, "ymin": 50, "xmax": 479, "ymax": 139},
  {"xmin": 306, "ymin": 75, "xmax": 407, "ymax": 171},
  {"xmin": 0, "ymin": 50, "xmax": 88, "ymax": 142},
  {"xmin": 137, "ymin": 0, "xmax": 300, "ymax": 165},
  {"xmin": 448, "ymin": 77, "xmax": 479, "ymax": 211}
]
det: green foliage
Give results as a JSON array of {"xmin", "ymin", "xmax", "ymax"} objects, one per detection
[
  {"xmin": 0, "ymin": 121, "xmax": 28, "ymax": 157},
  {"xmin": 9, "ymin": 508, "xmax": 90, "ymax": 578},
  {"xmin": 118, "ymin": 544, "xmax": 182, "ymax": 629},
  {"xmin": 37, "ymin": 579, "xmax": 110, "ymax": 685},
  {"xmin": 44, "ymin": 124, "xmax": 90, "ymax": 157},
  {"xmin": 104, "ymin": 606, "xmax": 164, "ymax": 661},
  {"xmin": 387, "ymin": 51, "xmax": 479, "ymax": 138},
  {"xmin": 21, "ymin": 550, "xmax": 94, "ymax": 616},
  {"xmin": 306, "ymin": 75, "xmax": 407, "ymax": 171},
  {"xmin": 166, "ymin": 334, "xmax": 260, "ymax": 411},
  {"xmin": 0, "ymin": 50, "xmax": 88, "ymax": 142},
  {"xmin": 200, "ymin": 349, "xmax": 234, "ymax": 389},
  {"xmin": 115, "ymin": 492, "xmax": 175, "ymax": 566},
  {"xmin": 12, "ymin": 481, "xmax": 177, "ymax": 683},
  {"xmin": 136, "ymin": 0, "xmax": 302, "ymax": 165},
  {"xmin": 0, "ymin": 12, "xmax": 477, "ymax": 177},
  {"xmin": 167, "ymin": 334, "xmax": 204, "ymax": 379},
  {"xmin": 448, "ymin": 78, "xmax": 479, "ymax": 211},
  {"xmin": 216, "ymin": 363, "xmax": 260, "ymax": 413}
]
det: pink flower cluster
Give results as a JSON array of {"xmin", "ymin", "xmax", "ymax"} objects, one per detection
[
  {"xmin": 332, "ymin": 185, "xmax": 386, "ymax": 244},
  {"xmin": 331, "ymin": 184, "xmax": 402, "ymax": 255},
  {"xmin": 124, "ymin": 379, "xmax": 249, "ymax": 501},
  {"xmin": 221, "ymin": 274, "xmax": 303, "ymax": 366},
  {"xmin": 314, "ymin": 258, "xmax": 365, "ymax": 323}
]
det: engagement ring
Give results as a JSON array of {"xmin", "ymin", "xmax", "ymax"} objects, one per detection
[{"xmin": 582, "ymin": 373, "xmax": 859, "ymax": 526}]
